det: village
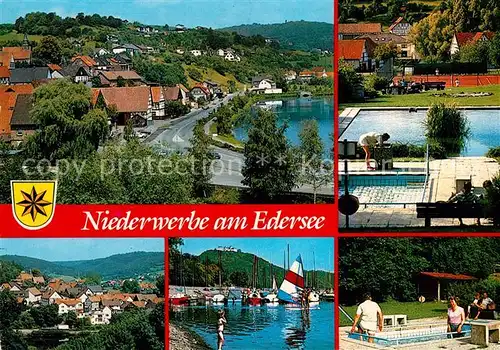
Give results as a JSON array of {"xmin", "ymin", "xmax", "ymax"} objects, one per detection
[
  {"xmin": 1, "ymin": 269, "xmax": 164, "ymax": 327},
  {"xmin": 0, "ymin": 27, "xmax": 333, "ymax": 143}
]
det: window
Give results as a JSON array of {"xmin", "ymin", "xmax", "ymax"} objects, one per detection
[
  {"xmin": 16, "ymin": 130, "xmax": 23, "ymax": 136},
  {"xmin": 401, "ymin": 51, "xmax": 408, "ymax": 58},
  {"xmin": 401, "ymin": 44, "xmax": 407, "ymax": 48},
  {"xmin": 152, "ymin": 112, "xmax": 156, "ymax": 117}
]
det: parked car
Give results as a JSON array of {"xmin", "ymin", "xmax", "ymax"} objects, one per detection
[{"xmin": 209, "ymin": 150, "xmax": 221, "ymax": 159}]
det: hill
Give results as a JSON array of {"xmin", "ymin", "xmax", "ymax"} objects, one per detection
[
  {"xmin": 0, "ymin": 251, "xmax": 164, "ymax": 279},
  {"xmin": 221, "ymin": 21, "xmax": 333, "ymax": 51},
  {"xmin": 199, "ymin": 249, "xmax": 334, "ymax": 289}
]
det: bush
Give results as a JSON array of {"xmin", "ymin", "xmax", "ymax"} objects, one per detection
[
  {"xmin": 486, "ymin": 146, "xmax": 500, "ymax": 159},
  {"xmin": 365, "ymin": 74, "xmax": 390, "ymax": 91},
  {"xmin": 187, "ymin": 67, "xmax": 203, "ymax": 81},
  {"xmin": 424, "ymin": 103, "xmax": 470, "ymax": 156},
  {"xmin": 447, "ymin": 278, "xmax": 500, "ymax": 309},
  {"xmin": 484, "ymin": 172, "xmax": 500, "ymax": 226}
]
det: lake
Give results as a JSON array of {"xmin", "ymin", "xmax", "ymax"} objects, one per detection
[
  {"xmin": 170, "ymin": 302, "xmax": 334, "ymax": 349},
  {"xmin": 341, "ymin": 109, "xmax": 500, "ymax": 156},
  {"xmin": 234, "ymin": 97, "xmax": 334, "ymax": 155}
]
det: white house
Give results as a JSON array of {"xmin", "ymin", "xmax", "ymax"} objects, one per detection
[
  {"xmin": 217, "ymin": 49, "xmax": 225, "ymax": 57},
  {"xmin": 388, "ymin": 17, "xmax": 412, "ymax": 36},
  {"xmin": 90, "ymin": 306, "xmax": 112, "ymax": 325},
  {"xmin": 190, "ymin": 50, "xmax": 203, "ymax": 57},
  {"xmin": 176, "ymin": 48, "xmax": 185, "ymax": 55},
  {"xmin": 42, "ymin": 291, "xmax": 62, "ymax": 304},
  {"xmin": 55, "ymin": 299, "xmax": 84, "ymax": 316},
  {"xmin": 450, "ymin": 32, "xmax": 495, "ymax": 56},
  {"xmin": 224, "ymin": 51, "xmax": 241, "ymax": 62},
  {"xmin": 251, "ymin": 76, "xmax": 282, "ymax": 94},
  {"xmin": 26, "ymin": 287, "xmax": 42, "ymax": 305}
]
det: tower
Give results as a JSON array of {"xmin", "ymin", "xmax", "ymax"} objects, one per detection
[{"xmin": 22, "ymin": 33, "xmax": 30, "ymax": 51}]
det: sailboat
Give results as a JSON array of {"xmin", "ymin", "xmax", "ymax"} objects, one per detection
[
  {"xmin": 277, "ymin": 255, "xmax": 319, "ymax": 309},
  {"xmin": 264, "ymin": 276, "xmax": 279, "ymax": 303}
]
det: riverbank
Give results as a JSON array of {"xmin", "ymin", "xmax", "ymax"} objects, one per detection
[{"xmin": 169, "ymin": 323, "xmax": 212, "ymax": 350}]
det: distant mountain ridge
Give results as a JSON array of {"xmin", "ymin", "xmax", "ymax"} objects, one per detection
[
  {"xmin": 220, "ymin": 21, "xmax": 333, "ymax": 51},
  {"xmin": 0, "ymin": 251, "xmax": 164, "ymax": 279},
  {"xmin": 198, "ymin": 249, "xmax": 334, "ymax": 289}
]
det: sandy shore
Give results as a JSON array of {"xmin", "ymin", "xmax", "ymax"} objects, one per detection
[
  {"xmin": 339, "ymin": 317, "xmax": 500, "ymax": 349},
  {"xmin": 169, "ymin": 323, "xmax": 213, "ymax": 350}
]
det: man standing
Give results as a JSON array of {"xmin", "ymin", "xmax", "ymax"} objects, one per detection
[
  {"xmin": 358, "ymin": 132, "xmax": 390, "ymax": 170},
  {"xmin": 351, "ymin": 293, "xmax": 383, "ymax": 343}
]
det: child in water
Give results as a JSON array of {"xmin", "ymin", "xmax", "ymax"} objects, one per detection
[{"xmin": 217, "ymin": 309, "xmax": 227, "ymax": 350}]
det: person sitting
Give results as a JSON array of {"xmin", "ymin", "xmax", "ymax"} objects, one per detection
[
  {"xmin": 480, "ymin": 292, "xmax": 495, "ymax": 310},
  {"xmin": 448, "ymin": 181, "xmax": 480, "ymax": 226},
  {"xmin": 358, "ymin": 132, "xmax": 390, "ymax": 170},
  {"xmin": 468, "ymin": 292, "xmax": 482, "ymax": 320},
  {"xmin": 447, "ymin": 296, "xmax": 465, "ymax": 338}
]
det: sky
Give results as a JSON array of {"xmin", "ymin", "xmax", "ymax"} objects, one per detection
[
  {"xmin": 0, "ymin": 0, "xmax": 333, "ymax": 28},
  {"xmin": 0, "ymin": 238, "xmax": 164, "ymax": 261},
  {"xmin": 180, "ymin": 238, "xmax": 334, "ymax": 272}
]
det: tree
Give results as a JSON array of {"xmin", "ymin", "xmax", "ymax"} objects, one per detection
[
  {"xmin": 65, "ymin": 311, "xmax": 77, "ymax": 329},
  {"xmin": 338, "ymin": 59, "xmax": 364, "ymax": 103},
  {"xmin": 121, "ymin": 280, "xmax": 141, "ymax": 294},
  {"xmin": 457, "ymin": 41, "xmax": 490, "ymax": 64},
  {"xmin": 229, "ymin": 271, "xmax": 248, "ymax": 287},
  {"xmin": 116, "ymin": 76, "xmax": 126, "ymax": 87},
  {"xmin": 91, "ymin": 76, "xmax": 102, "ymax": 88},
  {"xmin": 424, "ymin": 103, "xmax": 470, "ymax": 156},
  {"xmin": 164, "ymin": 101, "xmax": 189, "ymax": 118},
  {"xmin": 409, "ymin": 11, "xmax": 454, "ymax": 61},
  {"xmin": 26, "ymin": 79, "xmax": 108, "ymax": 161},
  {"xmin": 0, "ymin": 290, "xmax": 24, "ymax": 329},
  {"xmin": 156, "ymin": 275, "xmax": 165, "ymax": 297},
  {"xmin": 189, "ymin": 123, "xmax": 213, "ymax": 197},
  {"xmin": 187, "ymin": 66, "xmax": 203, "ymax": 81},
  {"xmin": 298, "ymin": 120, "xmax": 331, "ymax": 203},
  {"xmin": 29, "ymin": 304, "xmax": 60, "ymax": 327},
  {"xmin": 84, "ymin": 273, "xmax": 101, "ymax": 285},
  {"xmin": 488, "ymin": 34, "xmax": 500, "ymax": 67},
  {"xmin": 214, "ymin": 105, "xmax": 233, "ymax": 135},
  {"xmin": 242, "ymin": 109, "xmax": 297, "ymax": 202},
  {"xmin": 373, "ymin": 43, "xmax": 397, "ymax": 62},
  {"xmin": 228, "ymin": 80, "xmax": 237, "ymax": 93},
  {"xmin": 0, "ymin": 261, "xmax": 23, "ymax": 284},
  {"xmin": 32, "ymin": 36, "xmax": 62, "ymax": 64},
  {"xmin": 123, "ymin": 119, "xmax": 135, "ymax": 142}
]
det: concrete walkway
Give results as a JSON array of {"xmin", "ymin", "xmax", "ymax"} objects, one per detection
[
  {"xmin": 340, "ymin": 317, "xmax": 500, "ymax": 349},
  {"xmin": 339, "ymin": 157, "xmax": 500, "ymax": 228}
]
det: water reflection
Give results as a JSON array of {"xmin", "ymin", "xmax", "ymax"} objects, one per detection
[{"xmin": 171, "ymin": 302, "xmax": 334, "ymax": 349}]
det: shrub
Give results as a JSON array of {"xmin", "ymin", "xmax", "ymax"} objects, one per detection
[
  {"xmin": 484, "ymin": 172, "xmax": 500, "ymax": 226},
  {"xmin": 486, "ymin": 146, "xmax": 500, "ymax": 159},
  {"xmin": 424, "ymin": 103, "xmax": 470, "ymax": 156},
  {"xmin": 365, "ymin": 74, "xmax": 390, "ymax": 91},
  {"xmin": 187, "ymin": 67, "xmax": 203, "ymax": 81},
  {"xmin": 447, "ymin": 278, "xmax": 500, "ymax": 309}
]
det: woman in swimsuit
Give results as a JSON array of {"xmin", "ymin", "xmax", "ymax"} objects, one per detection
[{"xmin": 217, "ymin": 310, "xmax": 227, "ymax": 350}]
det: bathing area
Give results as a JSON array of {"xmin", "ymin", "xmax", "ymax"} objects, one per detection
[{"xmin": 338, "ymin": 107, "xmax": 500, "ymax": 228}]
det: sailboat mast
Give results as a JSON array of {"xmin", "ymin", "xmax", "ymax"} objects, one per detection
[
  {"xmin": 269, "ymin": 261, "xmax": 272, "ymax": 289},
  {"xmin": 218, "ymin": 250, "xmax": 222, "ymax": 292},
  {"xmin": 313, "ymin": 251, "xmax": 316, "ymax": 289},
  {"xmin": 287, "ymin": 244, "xmax": 290, "ymax": 270}
]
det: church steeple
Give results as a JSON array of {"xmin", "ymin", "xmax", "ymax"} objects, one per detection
[{"xmin": 22, "ymin": 33, "xmax": 30, "ymax": 51}]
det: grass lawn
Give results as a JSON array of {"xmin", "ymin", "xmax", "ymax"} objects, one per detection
[
  {"xmin": 184, "ymin": 65, "xmax": 244, "ymax": 91},
  {"xmin": 340, "ymin": 85, "xmax": 500, "ymax": 109},
  {"xmin": 340, "ymin": 301, "xmax": 448, "ymax": 327},
  {"xmin": 0, "ymin": 32, "xmax": 43, "ymax": 43},
  {"xmin": 209, "ymin": 122, "xmax": 244, "ymax": 148}
]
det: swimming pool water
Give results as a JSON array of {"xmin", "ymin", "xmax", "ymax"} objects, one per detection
[
  {"xmin": 339, "ymin": 175, "xmax": 427, "ymax": 204},
  {"xmin": 348, "ymin": 324, "xmax": 472, "ymax": 347},
  {"xmin": 341, "ymin": 109, "xmax": 500, "ymax": 156}
]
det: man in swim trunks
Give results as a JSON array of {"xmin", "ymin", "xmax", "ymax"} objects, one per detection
[
  {"xmin": 358, "ymin": 132, "xmax": 390, "ymax": 170},
  {"xmin": 217, "ymin": 309, "xmax": 227, "ymax": 350},
  {"xmin": 351, "ymin": 292, "xmax": 383, "ymax": 343}
]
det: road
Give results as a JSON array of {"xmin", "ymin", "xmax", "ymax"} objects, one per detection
[{"xmin": 148, "ymin": 95, "xmax": 333, "ymax": 197}]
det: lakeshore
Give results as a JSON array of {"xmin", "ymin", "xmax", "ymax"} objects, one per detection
[{"xmin": 170, "ymin": 323, "xmax": 212, "ymax": 350}]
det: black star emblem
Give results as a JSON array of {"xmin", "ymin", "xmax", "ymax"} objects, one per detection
[{"xmin": 16, "ymin": 186, "xmax": 51, "ymax": 222}]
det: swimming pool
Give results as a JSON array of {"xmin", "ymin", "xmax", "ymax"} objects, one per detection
[
  {"xmin": 339, "ymin": 174, "xmax": 427, "ymax": 204},
  {"xmin": 341, "ymin": 109, "xmax": 500, "ymax": 156},
  {"xmin": 347, "ymin": 323, "xmax": 472, "ymax": 347}
]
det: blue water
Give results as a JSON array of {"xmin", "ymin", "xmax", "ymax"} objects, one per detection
[
  {"xmin": 339, "ymin": 175, "xmax": 426, "ymax": 187},
  {"xmin": 348, "ymin": 324, "xmax": 472, "ymax": 347},
  {"xmin": 234, "ymin": 97, "xmax": 334, "ymax": 154},
  {"xmin": 341, "ymin": 109, "xmax": 500, "ymax": 156},
  {"xmin": 171, "ymin": 302, "xmax": 334, "ymax": 349}
]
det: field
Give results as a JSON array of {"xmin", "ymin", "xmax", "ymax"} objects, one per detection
[
  {"xmin": 341, "ymin": 85, "xmax": 500, "ymax": 108},
  {"xmin": 339, "ymin": 301, "xmax": 448, "ymax": 326},
  {"xmin": 0, "ymin": 32, "xmax": 43, "ymax": 43},
  {"xmin": 184, "ymin": 65, "xmax": 245, "ymax": 91}
]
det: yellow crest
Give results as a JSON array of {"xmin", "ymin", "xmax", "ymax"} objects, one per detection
[{"xmin": 10, "ymin": 180, "xmax": 57, "ymax": 230}]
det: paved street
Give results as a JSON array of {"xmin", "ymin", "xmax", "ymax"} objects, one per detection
[{"xmin": 147, "ymin": 94, "xmax": 333, "ymax": 196}]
